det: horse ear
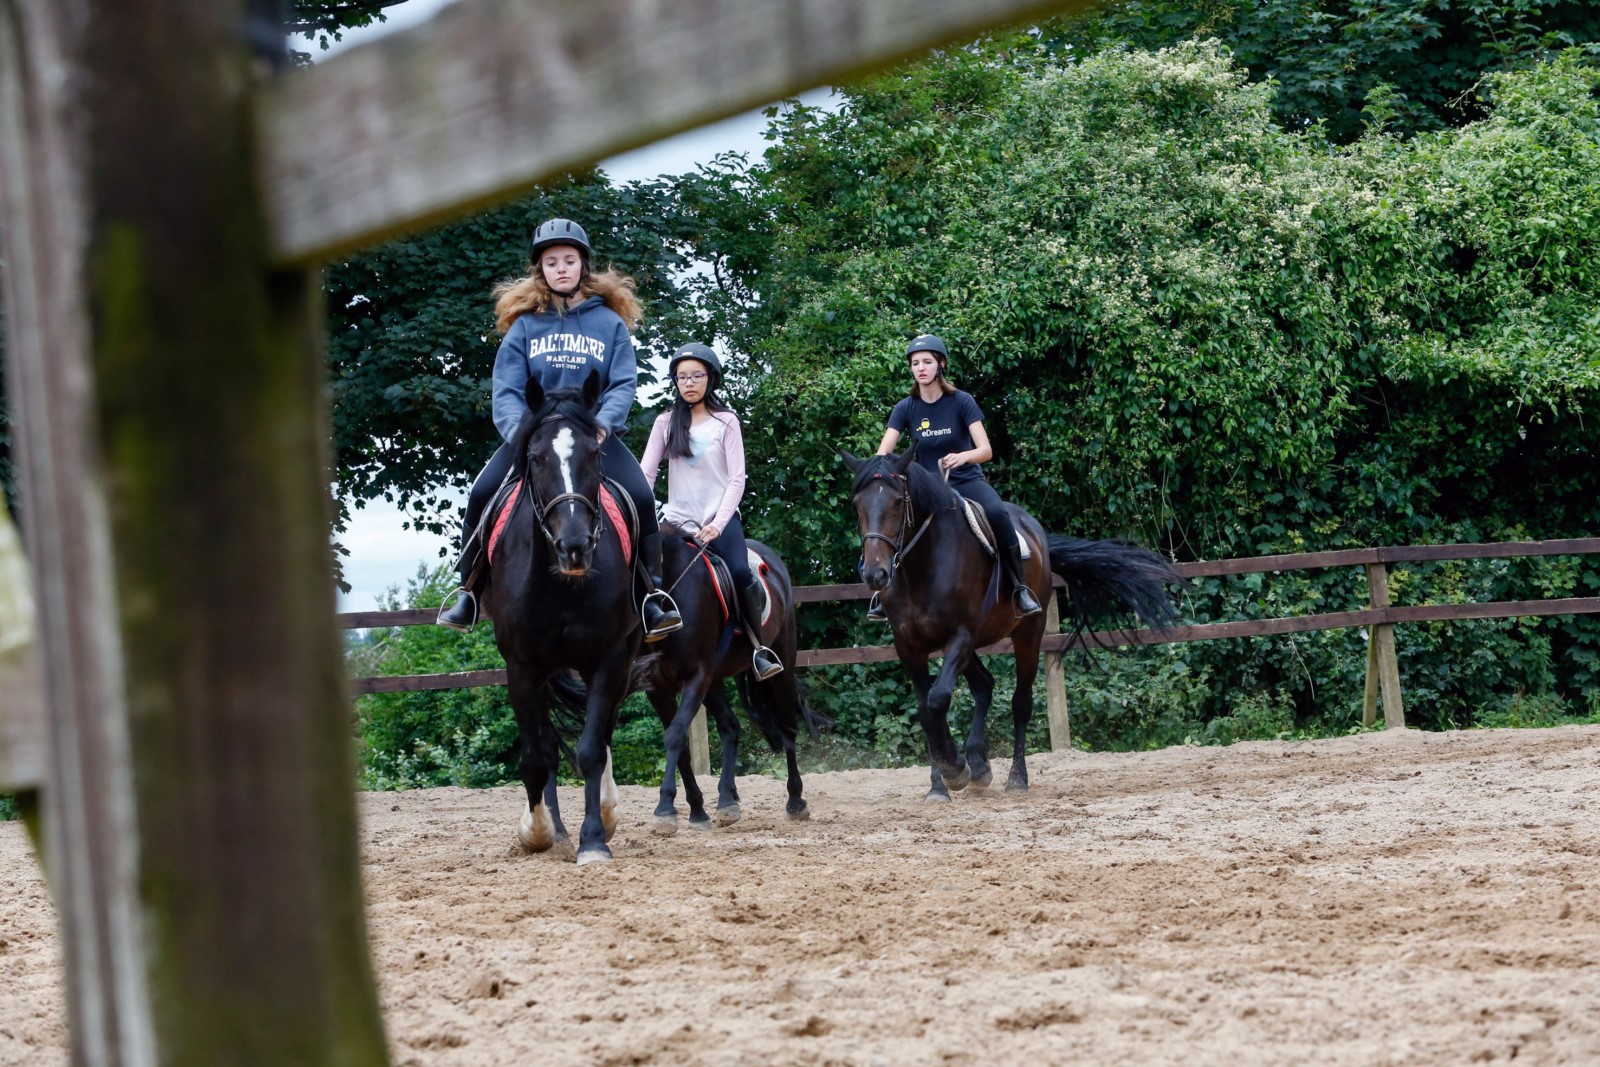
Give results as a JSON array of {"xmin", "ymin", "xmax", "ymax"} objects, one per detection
[
  {"xmin": 581, "ymin": 369, "xmax": 602, "ymax": 410},
  {"xmin": 525, "ymin": 379, "xmax": 546, "ymax": 412},
  {"xmin": 896, "ymin": 441, "xmax": 918, "ymax": 471},
  {"xmin": 837, "ymin": 448, "xmax": 863, "ymax": 473}
]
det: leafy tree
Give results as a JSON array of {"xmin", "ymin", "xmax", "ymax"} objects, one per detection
[{"xmin": 1055, "ymin": 0, "xmax": 1600, "ymax": 140}]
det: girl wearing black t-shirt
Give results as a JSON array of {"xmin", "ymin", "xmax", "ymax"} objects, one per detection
[{"xmin": 870, "ymin": 334, "xmax": 1043, "ymax": 621}]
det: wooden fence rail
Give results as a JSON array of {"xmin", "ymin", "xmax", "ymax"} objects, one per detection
[{"xmin": 343, "ymin": 537, "xmax": 1600, "ymax": 744}]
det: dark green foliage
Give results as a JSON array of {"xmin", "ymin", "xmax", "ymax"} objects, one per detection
[{"xmin": 1057, "ymin": 0, "xmax": 1600, "ymax": 140}]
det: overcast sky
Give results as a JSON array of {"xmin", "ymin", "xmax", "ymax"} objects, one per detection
[{"xmin": 311, "ymin": 2, "xmax": 828, "ymax": 611}]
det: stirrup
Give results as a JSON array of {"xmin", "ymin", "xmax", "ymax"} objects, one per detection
[
  {"xmin": 641, "ymin": 589, "xmax": 683, "ymax": 642},
  {"xmin": 751, "ymin": 645, "xmax": 784, "ymax": 681},
  {"xmin": 436, "ymin": 588, "xmax": 479, "ymax": 631},
  {"xmin": 866, "ymin": 592, "xmax": 888, "ymax": 623},
  {"xmin": 1012, "ymin": 586, "xmax": 1043, "ymax": 618}
]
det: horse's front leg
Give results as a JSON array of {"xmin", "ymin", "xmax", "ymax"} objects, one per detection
[
  {"xmin": 963, "ymin": 657, "xmax": 996, "ymax": 790},
  {"xmin": 706, "ymin": 686, "xmax": 742, "ymax": 825},
  {"xmin": 652, "ymin": 679, "xmax": 712, "ymax": 836},
  {"xmin": 900, "ymin": 653, "xmax": 948, "ymax": 804},
  {"xmin": 574, "ymin": 660, "xmax": 630, "ymax": 865},
  {"xmin": 508, "ymin": 667, "xmax": 559, "ymax": 853},
  {"xmin": 921, "ymin": 631, "xmax": 974, "ymax": 791},
  {"xmin": 1007, "ymin": 617, "xmax": 1046, "ymax": 793}
]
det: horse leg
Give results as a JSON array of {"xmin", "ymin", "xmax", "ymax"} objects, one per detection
[
  {"xmin": 902, "ymin": 657, "xmax": 949, "ymax": 804},
  {"xmin": 575, "ymin": 661, "xmax": 631, "ymax": 865},
  {"xmin": 762, "ymin": 673, "xmax": 810, "ymax": 821},
  {"xmin": 963, "ymin": 657, "xmax": 996, "ymax": 790},
  {"xmin": 921, "ymin": 632, "xmax": 974, "ymax": 791},
  {"xmin": 1007, "ymin": 620, "xmax": 1045, "ymax": 793},
  {"xmin": 508, "ymin": 669, "xmax": 558, "ymax": 853},
  {"xmin": 648, "ymin": 688, "xmax": 703, "ymax": 836},
  {"xmin": 707, "ymin": 686, "xmax": 743, "ymax": 825}
]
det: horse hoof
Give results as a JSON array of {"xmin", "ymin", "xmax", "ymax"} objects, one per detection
[
  {"xmin": 517, "ymin": 806, "xmax": 555, "ymax": 853},
  {"xmin": 924, "ymin": 791, "xmax": 952, "ymax": 804},
  {"xmin": 575, "ymin": 845, "xmax": 613, "ymax": 866},
  {"xmin": 686, "ymin": 815, "xmax": 714, "ymax": 833},
  {"xmin": 652, "ymin": 815, "xmax": 679, "ymax": 837},
  {"xmin": 944, "ymin": 767, "xmax": 971, "ymax": 792},
  {"xmin": 786, "ymin": 801, "xmax": 810, "ymax": 822},
  {"xmin": 714, "ymin": 804, "xmax": 742, "ymax": 827},
  {"xmin": 1005, "ymin": 778, "xmax": 1029, "ymax": 794},
  {"xmin": 969, "ymin": 768, "xmax": 994, "ymax": 790}
]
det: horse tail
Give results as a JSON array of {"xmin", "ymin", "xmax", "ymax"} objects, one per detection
[
  {"xmin": 542, "ymin": 670, "xmax": 590, "ymax": 762},
  {"xmin": 1045, "ymin": 534, "xmax": 1187, "ymax": 644}
]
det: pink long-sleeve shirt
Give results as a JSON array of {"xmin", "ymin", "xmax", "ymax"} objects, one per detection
[{"xmin": 640, "ymin": 409, "xmax": 746, "ymax": 533}]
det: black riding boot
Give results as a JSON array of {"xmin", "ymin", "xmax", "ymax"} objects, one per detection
[
  {"xmin": 1002, "ymin": 541, "xmax": 1042, "ymax": 618},
  {"xmin": 436, "ymin": 537, "xmax": 484, "ymax": 631},
  {"xmin": 737, "ymin": 581, "xmax": 783, "ymax": 680},
  {"xmin": 639, "ymin": 531, "xmax": 683, "ymax": 642}
]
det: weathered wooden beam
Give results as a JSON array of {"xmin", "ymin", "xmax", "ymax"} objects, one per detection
[
  {"xmin": 1365, "ymin": 564, "xmax": 1405, "ymax": 729},
  {"xmin": 257, "ymin": 0, "xmax": 1098, "ymax": 265},
  {"xmin": 1043, "ymin": 593, "xmax": 1069, "ymax": 751},
  {"xmin": 3, "ymin": 1, "xmax": 389, "ymax": 1062}
]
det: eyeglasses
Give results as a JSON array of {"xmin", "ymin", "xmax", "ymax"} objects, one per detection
[{"xmin": 674, "ymin": 372, "xmax": 709, "ymax": 384}]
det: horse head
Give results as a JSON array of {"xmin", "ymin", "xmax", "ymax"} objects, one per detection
[
  {"xmin": 840, "ymin": 445, "xmax": 918, "ymax": 592},
  {"xmin": 516, "ymin": 370, "xmax": 605, "ymax": 577}
]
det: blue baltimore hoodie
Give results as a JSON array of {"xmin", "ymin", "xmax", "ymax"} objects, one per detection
[{"xmin": 491, "ymin": 295, "xmax": 638, "ymax": 441}]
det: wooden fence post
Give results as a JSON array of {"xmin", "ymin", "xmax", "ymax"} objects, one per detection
[
  {"xmin": 0, "ymin": 500, "xmax": 46, "ymax": 796},
  {"xmin": 690, "ymin": 706, "xmax": 711, "ymax": 778},
  {"xmin": 1364, "ymin": 563, "xmax": 1406, "ymax": 729},
  {"xmin": 1045, "ymin": 593, "xmax": 1071, "ymax": 751},
  {"xmin": 1, "ymin": 2, "xmax": 388, "ymax": 1062}
]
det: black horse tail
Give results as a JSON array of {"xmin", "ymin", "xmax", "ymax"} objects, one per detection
[
  {"xmin": 1045, "ymin": 535, "xmax": 1187, "ymax": 645},
  {"xmin": 542, "ymin": 671, "xmax": 590, "ymax": 763},
  {"xmin": 734, "ymin": 670, "xmax": 830, "ymax": 753}
]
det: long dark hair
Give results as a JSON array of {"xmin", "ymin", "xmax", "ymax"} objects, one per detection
[{"xmin": 665, "ymin": 381, "xmax": 734, "ymax": 460}]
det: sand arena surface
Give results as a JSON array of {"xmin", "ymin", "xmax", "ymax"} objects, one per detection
[{"xmin": 3, "ymin": 724, "xmax": 1599, "ymax": 1065}]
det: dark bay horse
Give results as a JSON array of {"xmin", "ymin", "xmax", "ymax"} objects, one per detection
[
  {"xmin": 483, "ymin": 372, "xmax": 641, "ymax": 864},
  {"xmin": 842, "ymin": 446, "xmax": 1184, "ymax": 801},
  {"xmin": 644, "ymin": 525, "xmax": 823, "ymax": 834}
]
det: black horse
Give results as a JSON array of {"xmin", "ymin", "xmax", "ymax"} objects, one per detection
[
  {"xmin": 644, "ymin": 525, "xmax": 823, "ymax": 834},
  {"xmin": 842, "ymin": 446, "xmax": 1184, "ymax": 801},
  {"xmin": 483, "ymin": 372, "xmax": 642, "ymax": 865}
]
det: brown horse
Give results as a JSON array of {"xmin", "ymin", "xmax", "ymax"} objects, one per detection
[
  {"xmin": 643, "ymin": 525, "xmax": 824, "ymax": 833},
  {"xmin": 842, "ymin": 446, "xmax": 1183, "ymax": 801}
]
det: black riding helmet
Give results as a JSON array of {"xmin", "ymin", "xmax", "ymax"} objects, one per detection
[
  {"xmin": 906, "ymin": 333, "xmax": 949, "ymax": 374},
  {"xmin": 668, "ymin": 342, "xmax": 723, "ymax": 389},
  {"xmin": 529, "ymin": 217, "xmax": 592, "ymax": 264}
]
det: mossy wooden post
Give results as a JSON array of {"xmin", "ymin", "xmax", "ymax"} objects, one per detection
[
  {"xmin": 0, "ymin": 1, "xmax": 387, "ymax": 1063},
  {"xmin": 1364, "ymin": 563, "xmax": 1406, "ymax": 729},
  {"xmin": 1045, "ymin": 593, "xmax": 1070, "ymax": 750},
  {"xmin": 690, "ymin": 707, "xmax": 711, "ymax": 778}
]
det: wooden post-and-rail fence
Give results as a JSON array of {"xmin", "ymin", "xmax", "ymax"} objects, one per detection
[{"xmin": 343, "ymin": 537, "xmax": 1600, "ymax": 768}]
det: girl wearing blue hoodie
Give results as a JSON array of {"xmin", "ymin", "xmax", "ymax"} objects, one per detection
[{"xmin": 436, "ymin": 218, "xmax": 683, "ymax": 639}]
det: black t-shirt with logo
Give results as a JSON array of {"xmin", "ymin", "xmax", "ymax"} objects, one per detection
[{"xmin": 887, "ymin": 389, "xmax": 986, "ymax": 484}]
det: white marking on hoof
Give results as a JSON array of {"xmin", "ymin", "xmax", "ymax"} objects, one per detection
[
  {"xmin": 518, "ymin": 802, "xmax": 555, "ymax": 853},
  {"xmin": 714, "ymin": 804, "xmax": 742, "ymax": 826},
  {"xmin": 652, "ymin": 814, "xmax": 679, "ymax": 836},
  {"xmin": 600, "ymin": 747, "xmax": 619, "ymax": 842},
  {"xmin": 924, "ymin": 791, "xmax": 952, "ymax": 804},
  {"xmin": 575, "ymin": 846, "xmax": 612, "ymax": 866}
]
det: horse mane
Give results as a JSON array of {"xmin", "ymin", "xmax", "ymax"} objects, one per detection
[
  {"xmin": 850, "ymin": 452, "xmax": 956, "ymax": 518},
  {"xmin": 509, "ymin": 387, "xmax": 601, "ymax": 483}
]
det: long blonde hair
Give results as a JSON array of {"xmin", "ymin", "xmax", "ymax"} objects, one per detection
[{"xmin": 492, "ymin": 266, "xmax": 643, "ymax": 334}]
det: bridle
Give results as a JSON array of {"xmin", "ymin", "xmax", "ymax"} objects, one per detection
[
  {"xmin": 854, "ymin": 470, "xmax": 936, "ymax": 587},
  {"xmin": 524, "ymin": 413, "xmax": 605, "ymax": 555}
]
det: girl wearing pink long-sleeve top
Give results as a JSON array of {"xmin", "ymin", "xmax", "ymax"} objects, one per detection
[{"xmin": 641, "ymin": 343, "xmax": 781, "ymax": 679}]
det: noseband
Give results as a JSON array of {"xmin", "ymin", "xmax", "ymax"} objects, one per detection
[{"xmin": 525, "ymin": 413, "xmax": 605, "ymax": 554}]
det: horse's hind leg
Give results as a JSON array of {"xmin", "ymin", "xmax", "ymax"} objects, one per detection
[
  {"xmin": 652, "ymin": 683, "xmax": 710, "ymax": 836},
  {"xmin": 575, "ymin": 661, "xmax": 631, "ymax": 865},
  {"xmin": 764, "ymin": 675, "xmax": 810, "ymax": 821},
  {"xmin": 963, "ymin": 658, "xmax": 996, "ymax": 790},
  {"xmin": 706, "ymin": 686, "xmax": 743, "ymax": 826},
  {"xmin": 1007, "ymin": 623, "xmax": 1045, "ymax": 793}
]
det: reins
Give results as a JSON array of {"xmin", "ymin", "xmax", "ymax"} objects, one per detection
[{"xmin": 855, "ymin": 469, "xmax": 940, "ymax": 589}]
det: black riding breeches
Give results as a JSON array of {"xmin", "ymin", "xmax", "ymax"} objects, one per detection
[
  {"xmin": 952, "ymin": 477, "xmax": 1022, "ymax": 561},
  {"xmin": 707, "ymin": 512, "xmax": 753, "ymax": 589},
  {"xmin": 459, "ymin": 433, "xmax": 659, "ymax": 571}
]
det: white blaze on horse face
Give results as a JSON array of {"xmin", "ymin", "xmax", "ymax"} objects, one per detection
[{"xmin": 552, "ymin": 425, "xmax": 577, "ymax": 517}]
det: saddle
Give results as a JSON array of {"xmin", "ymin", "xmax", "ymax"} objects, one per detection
[
  {"xmin": 959, "ymin": 497, "xmax": 1031, "ymax": 561},
  {"xmin": 694, "ymin": 542, "xmax": 774, "ymax": 633}
]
